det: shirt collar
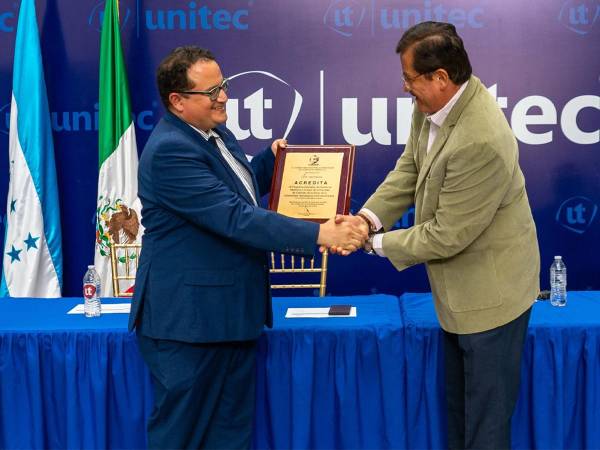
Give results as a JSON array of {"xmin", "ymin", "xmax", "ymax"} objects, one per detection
[
  {"xmin": 427, "ymin": 82, "xmax": 468, "ymax": 128},
  {"xmin": 188, "ymin": 124, "xmax": 219, "ymax": 141}
]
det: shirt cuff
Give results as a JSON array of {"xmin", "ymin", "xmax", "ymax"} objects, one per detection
[
  {"xmin": 358, "ymin": 208, "xmax": 383, "ymax": 231},
  {"xmin": 373, "ymin": 233, "xmax": 385, "ymax": 257}
]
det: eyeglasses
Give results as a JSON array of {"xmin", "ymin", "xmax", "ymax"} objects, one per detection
[
  {"xmin": 177, "ymin": 78, "xmax": 229, "ymax": 101},
  {"xmin": 401, "ymin": 72, "xmax": 427, "ymax": 85}
]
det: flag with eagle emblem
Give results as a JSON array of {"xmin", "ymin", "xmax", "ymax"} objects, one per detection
[{"xmin": 95, "ymin": 0, "xmax": 142, "ymax": 296}]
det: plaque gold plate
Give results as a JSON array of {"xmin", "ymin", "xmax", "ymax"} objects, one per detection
[{"xmin": 268, "ymin": 145, "xmax": 355, "ymax": 223}]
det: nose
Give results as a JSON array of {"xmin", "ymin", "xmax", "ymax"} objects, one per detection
[
  {"xmin": 217, "ymin": 87, "xmax": 227, "ymax": 102},
  {"xmin": 403, "ymin": 81, "xmax": 410, "ymax": 93}
]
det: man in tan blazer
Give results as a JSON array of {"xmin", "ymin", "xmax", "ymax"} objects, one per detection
[{"xmin": 332, "ymin": 22, "xmax": 540, "ymax": 449}]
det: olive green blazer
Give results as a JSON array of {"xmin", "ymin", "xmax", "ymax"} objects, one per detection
[{"xmin": 363, "ymin": 76, "xmax": 540, "ymax": 334}]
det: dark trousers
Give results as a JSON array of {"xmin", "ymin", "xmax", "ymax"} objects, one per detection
[
  {"xmin": 443, "ymin": 307, "xmax": 532, "ymax": 450},
  {"xmin": 137, "ymin": 332, "xmax": 257, "ymax": 450}
]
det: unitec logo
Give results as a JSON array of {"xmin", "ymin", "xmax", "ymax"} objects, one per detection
[
  {"xmin": 323, "ymin": 0, "xmax": 483, "ymax": 36},
  {"xmin": 555, "ymin": 196, "xmax": 598, "ymax": 234},
  {"xmin": 226, "ymin": 71, "xmax": 302, "ymax": 153},
  {"xmin": 0, "ymin": 102, "xmax": 158, "ymax": 135},
  {"xmin": 88, "ymin": 1, "xmax": 250, "ymax": 33},
  {"xmin": 558, "ymin": 0, "xmax": 600, "ymax": 35}
]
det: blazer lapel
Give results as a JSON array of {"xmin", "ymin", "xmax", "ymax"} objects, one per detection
[
  {"xmin": 212, "ymin": 128, "xmax": 259, "ymax": 205},
  {"xmin": 164, "ymin": 113, "xmax": 257, "ymax": 205},
  {"xmin": 215, "ymin": 128, "xmax": 261, "ymax": 203},
  {"xmin": 415, "ymin": 119, "xmax": 430, "ymax": 171},
  {"xmin": 414, "ymin": 76, "xmax": 479, "ymax": 193},
  {"xmin": 415, "ymin": 125, "xmax": 451, "ymax": 193}
]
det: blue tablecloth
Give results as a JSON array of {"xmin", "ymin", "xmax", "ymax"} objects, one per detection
[
  {"xmin": 0, "ymin": 298, "xmax": 154, "ymax": 450},
  {"xmin": 2, "ymin": 293, "xmax": 599, "ymax": 449},
  {"xmin": 400, "ymin": 291, "xmax": 600, "ymax": 450},
  {"xmin": 256, "ymin": 296, "xmax": 404, "ymax": 450},
  {"xmin": 0, "ymin": 295, "xmax": 403, "ymax": 450}
]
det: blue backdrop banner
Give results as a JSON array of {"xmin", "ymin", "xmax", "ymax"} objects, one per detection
[{"xmin": 0, "ymin": 0, "xmax": 599, "ymax": 296}]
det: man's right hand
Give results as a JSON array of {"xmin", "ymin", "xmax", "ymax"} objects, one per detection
[{"xmin": 317, "ymin": 215, "xmax": 369, "ymax": 256}]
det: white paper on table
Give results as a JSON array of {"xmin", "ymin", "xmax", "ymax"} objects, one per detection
[
  {"xmin": 67, "ymin": 303, "xmax": 131, "ymax": 315},
  {"xmin": 285, "ymin": 307, "xmax": 357, "ymax": 318}
]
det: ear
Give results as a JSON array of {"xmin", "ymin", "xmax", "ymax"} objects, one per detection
[
  {"xmin": 434, "ymin": 69, "xmax": 450, "ymax": 88},
  {"xmin": 169, "ymin": 92, "xmax": 185, "ymax": 113}
]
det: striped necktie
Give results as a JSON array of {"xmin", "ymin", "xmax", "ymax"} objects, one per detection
[{"xmin": 208, "ymin": 135, "xmax": 258, "ymax": 205}]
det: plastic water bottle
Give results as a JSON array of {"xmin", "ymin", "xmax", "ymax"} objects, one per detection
[
  {"xmin": 550, "ymin": 256, "xmax": 567, "ymax": 307},
  {"xmin": 83, "ymin": 265, "xmax": 102, "ymax": 317}
]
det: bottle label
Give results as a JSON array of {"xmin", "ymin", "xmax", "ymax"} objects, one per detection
[{"xmin": 83, "ymin": 283, "xmax": 96, "ymax": 299}]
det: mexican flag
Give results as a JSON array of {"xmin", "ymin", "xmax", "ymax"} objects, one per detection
[{"xmin": 94, "ymin": 0, "xmax": 142, "ymax": 297}]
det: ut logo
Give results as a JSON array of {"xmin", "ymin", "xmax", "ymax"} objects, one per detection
[
  {"xmin": 226, "ymin": 71, "xmax": 302, "ymax": 153},
  {"xmin": 0, "ymin": 9, "xmax": 15, "ymax": 32},
  {"xmin": 88, "ymin": 0, "xmax": 132, "ymax": 32},
  {"xmin": 558, "ymin": 0, "xmax": 600, "ymax": 35},
  {"xmin": 555, "ymin": 196, "xmax": 598, "ymax": 234},
  {"xmin": 83, "ymin": 284, "xmax": 97, "ymax": 299},
  {"xmin": 323, "ymin": 0, "xmax": 367, "ymax": 37}
]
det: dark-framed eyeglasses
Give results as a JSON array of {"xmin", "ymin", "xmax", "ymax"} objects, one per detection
[
  {"xmin": 401, "ymin": 72, "xmax": 427, "ymax": 86},
  {"xmin": 177, "ymin": 78, "xmax": 229, "ymax": 101}
]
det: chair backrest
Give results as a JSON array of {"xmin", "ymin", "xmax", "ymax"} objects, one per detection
[
  {"xmin": 110, "ymin": 243, "xmax": 142, "ymax": 297},
  {"xmin": 269, "ymin": 249, "xmax": 329, "ymax": 297}
]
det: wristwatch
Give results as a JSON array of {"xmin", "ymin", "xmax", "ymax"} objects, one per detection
[
  {"xmin": 356, "ymin": 212, "xmax": 378, "ymax": 255},
  {"xmin": 363, "ymin": 234, "xmax": 376, "ymax": 255},
  {"xmin": 356, "ymin": 212, "xmax": 377, "ymax": 234}
]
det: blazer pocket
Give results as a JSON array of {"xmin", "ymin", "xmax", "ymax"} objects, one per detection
[
  {"xmin": 184, "ymin": 269, "xmax": 235, "ymax": 286},
  {"xmin": 443, "ymin": 250, "xmax": 503, "ymax": 313}
]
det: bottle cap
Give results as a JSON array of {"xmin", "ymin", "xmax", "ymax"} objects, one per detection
[
  {"xmin": 88, "ymin": 265, "xmax": 95, "ymax": 269},
  {"xmin": 554, "ymin": 256, "xmax": 562, "ymax": 259}
]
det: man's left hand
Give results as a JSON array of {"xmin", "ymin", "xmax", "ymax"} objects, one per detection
[{"xmin": 271, "ymin": 138, "xmax": 287, "ymax": 156}]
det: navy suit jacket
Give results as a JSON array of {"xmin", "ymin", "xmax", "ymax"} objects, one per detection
[{"xmin": 128, "ymin": 112, "xmax": 319, "ymax": 343}]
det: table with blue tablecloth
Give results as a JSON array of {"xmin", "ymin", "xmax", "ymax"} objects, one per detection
[
  {"xmin": 400, "ymin": 291, "xmax": 600, "ymax": 450},
  {"xmin": 1, "ymin": 292, "xmax": 600, "ymax": 449},
  {"xmin": 0, "ymin": 295, "xmax": 404, "ymax": 450}
]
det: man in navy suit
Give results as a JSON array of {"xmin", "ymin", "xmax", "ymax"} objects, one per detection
[{"xmin": 128, "ymin": 46, "xmax": 365, "ymax": 449}]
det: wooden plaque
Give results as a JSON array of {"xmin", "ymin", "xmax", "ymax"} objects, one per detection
[{"xmin": 268, "ymin": 145, "xmax": 355, "ymax": 223}]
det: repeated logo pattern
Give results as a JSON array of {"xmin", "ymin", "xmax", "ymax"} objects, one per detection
[
  {"xmin": 323, "ymin": 0, "xmax": 484, "ymax": 37},
  {"xmin": 555, "ymin": 196, "xmax": 598, "ymax": 234},
  {"xmin": 558, "ymin": 0, "xmax": 600, "ymax": 35}
]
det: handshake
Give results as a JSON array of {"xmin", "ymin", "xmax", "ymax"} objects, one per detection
[{"xmin": 317, "ymin": 214, "xmax": 371, "ymax": 256}]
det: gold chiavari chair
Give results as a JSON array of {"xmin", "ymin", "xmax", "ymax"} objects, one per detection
[
  {"xmin": 110, "ymin": 243, "xmax": 141, "ymax": 297},
  {"xmin": 269, "ymin": 249, "xmax": 328, "ymax": 297}
]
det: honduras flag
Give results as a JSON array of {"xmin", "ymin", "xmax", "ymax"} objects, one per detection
[{"xmin": 0, "ymin": 0, "xmax": 62, "ymax": 297}]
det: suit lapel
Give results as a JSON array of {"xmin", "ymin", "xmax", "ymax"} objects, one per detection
[
  {"xmin": 414, "ymin": 76, "xmax": 479, "ymax": 193},
  {"xmin": 415, "ymin": 124, "xmax": 450, "ymax": 193},
  {"xmin": 213, "ymin": 127, "xmax": 260, "ymax": 205},
  {"xmin": 415, "ymin": 119, "xmax": 430, "ymax": 171},
  {"xmin": 164, "ymin": 113, "xmax": 257, "ymax": 205}
]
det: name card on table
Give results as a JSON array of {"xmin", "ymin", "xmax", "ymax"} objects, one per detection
[
  {"xmin": 67, "ymin": 303, "xmax": 131, "ymax": 314},
  {"xmin": 285, "ymin": 307, "xmax": 357, "ymax": 318}
]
